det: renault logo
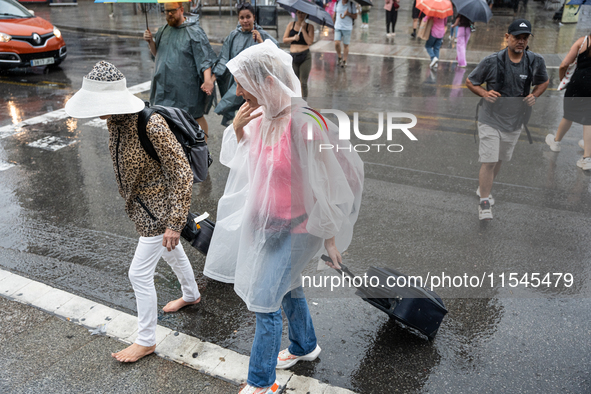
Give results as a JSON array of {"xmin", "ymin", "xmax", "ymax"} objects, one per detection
[{"xmin": 32, "ymin": 33, "xmax": 41, "ymax": 45}]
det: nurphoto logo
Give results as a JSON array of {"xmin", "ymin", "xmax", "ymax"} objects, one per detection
[{"xmin": 304, "ymin": 109, "xmax": 419, "ymax": 153}]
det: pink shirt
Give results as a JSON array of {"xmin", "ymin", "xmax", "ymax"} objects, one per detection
[
  {"xmin": 250, "ymin": 119, "xmax": 308, "ymax": 232},
  {"xmin": 425, "ymin": 16, "xmax": 446, "ymax": 39}
]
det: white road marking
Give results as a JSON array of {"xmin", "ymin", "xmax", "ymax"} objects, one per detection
[
  {"xmin": 310, "ymin": 40, "xmax": 562, "ymax": 69},
  {"xmin": 83, "ymin": 118, "xmax": 108, "ymax": 130},
  {"xmin": 0, "ymin": 161, "xmax": 16, "ymax": 171},
  {"xmin": 0, "ymin": 81, "xmax": 151, "ymax": 140},
  {"xmin": 28, "ymin": 136, "xmax": 77, "ymax": 151}
]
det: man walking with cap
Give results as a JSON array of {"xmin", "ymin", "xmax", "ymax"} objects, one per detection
[
  {"xmin": 65, "ymin": 61, "xmax": 201, "ymax": 362},
  {"xmin": 466, "ymin": 19, "xmax": 548, "ymax": 220}
]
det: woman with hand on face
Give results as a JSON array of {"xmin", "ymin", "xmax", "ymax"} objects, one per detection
[
  {"xmin": 283, "ymin": 10, "xmax": 314, "ymax": 98},
  {"xmin": 204, "ymin": 40, "xmax": 363, "ymax": 394},
  {"xmin": 213, "ymin": 2, "xmax": 278, "ymax": 126}
]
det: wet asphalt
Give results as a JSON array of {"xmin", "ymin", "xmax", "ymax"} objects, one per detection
[{"xmin": 1, "ymin": 2, "xmax": 591, "ymax": 393}]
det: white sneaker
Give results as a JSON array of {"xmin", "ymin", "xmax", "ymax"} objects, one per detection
[
  {"xmin": 545, "ymin": 133, "xmax": 561, "ymax": 152},
  {"xmin": 476, "ymin": 187, "xmax": 494, "ymax": 206},
  {"xmin": 576, "ymin": 157, "xmax": 591, "ymax": 170},
  {"xmin": 276, "ymin": 345, "xmax": 321, "ymax": 369},
  {"xmin": 579, "ymin": 139, "xmax": 585, "ymax": 149},
  {"xmin": 239, "ymin": 382, "xmax": 280, "ymax": 394},
  {"xmin": 430, "ymin": 57, "xmax": 438, "ymax": 68}
]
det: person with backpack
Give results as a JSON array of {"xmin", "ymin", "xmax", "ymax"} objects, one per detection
[
  {"xmin": 466, "ymin": 20, "xmax": 549, "ymax": 220},
  {"xmin": 65, "ymin": 61, "xmax": 202, "ymax": 363},
  {"xmin": 333, "ymin": 0, "xmax": 357, "ymax": 68},
  {"xmin": 545, "ymin": 33, "xmax": 591, "ymax": 170}
]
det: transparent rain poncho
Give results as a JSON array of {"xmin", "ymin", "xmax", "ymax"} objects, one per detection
[{"xmin": 203, "ymin": 40, "xmax": 364, "ymax": 313}]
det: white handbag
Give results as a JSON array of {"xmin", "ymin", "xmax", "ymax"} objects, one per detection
[{"xmin": 558, "ymin": 36, "xmax": 588, "ymax": 91}]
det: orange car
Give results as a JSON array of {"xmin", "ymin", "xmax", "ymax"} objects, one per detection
[{"xmin": 0, "ymin": 0, "xmax": 66, "ymax": 69}]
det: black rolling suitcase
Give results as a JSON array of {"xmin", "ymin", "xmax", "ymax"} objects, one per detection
[{"xmin": 322, "ymin": 256, "xmax": 447, "ymax": 340}]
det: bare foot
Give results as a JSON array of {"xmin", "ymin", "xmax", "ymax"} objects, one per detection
[
  {"xmin": 162, "ymin": 297, "xmax": 201, "ymax": 313},
  {"xmin": 111, "ymin": 343, "xmax": 156, "ymax": 363}
]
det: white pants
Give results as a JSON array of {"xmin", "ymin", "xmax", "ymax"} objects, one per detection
[{"xmin": 129, "ymin": 235, "xmax": 200, "ymax": 347}]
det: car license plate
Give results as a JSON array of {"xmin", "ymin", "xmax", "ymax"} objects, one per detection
[{"xmin": 30, "ymin": 57, "xmax": 55, "ymax": 67}]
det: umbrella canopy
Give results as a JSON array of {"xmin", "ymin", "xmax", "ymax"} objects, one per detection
[
  {"xmin": 351, "ymin": 0, "xmax": 374, "ymax": 7},
  {"xmin": 94, "ymin": 0, "xmax": 178, "ymax": 3},
  {"xmin": 277, "ymin": 0, "xmax": 334, "ymax": 28},
  {"xmin": 451, "ymin": 0, "xmax": 492, "ymax": 23},
  {"xmin": 416, "ymin": 0, "xmax": 453, "ymax": 18}
]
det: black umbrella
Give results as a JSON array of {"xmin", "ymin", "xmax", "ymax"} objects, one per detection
[
  {"xmin": 277, "ymin": 0, "xmax": 335, "ymax": 28},
  {"xmin": 351, "ymin": 0, "xmax": 373, "ymax": 7},
  {"xmin": 451, "ymin": 0, "xmax": 492, "ymax": 23}
]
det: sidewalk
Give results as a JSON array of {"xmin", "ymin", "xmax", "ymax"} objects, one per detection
[
  {"xmin": 26, "ymin": 0, "xmax": 591, "ymax": 66},
  {"xmin": 0, "ymin": 268, "xmax": 354, "ymax": 394},
  {"xmin": 0, "ymin": 296, "xmax": 237, "ymax": 393}
]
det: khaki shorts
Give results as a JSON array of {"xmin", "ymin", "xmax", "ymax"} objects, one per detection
[{"xmin": 478, "ymin": 122, "xmax": 522, "ymax": 163}]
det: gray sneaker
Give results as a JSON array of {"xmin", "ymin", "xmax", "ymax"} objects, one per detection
[
  {"xmin": 545, "ymin": 133, "xmax": 561, "ymax": 152},
  {"xmin": 476, "ymin": 187, "xmax": 494, "ymax": 206},
  {"xmin": 478, "ymin": 200, "xmax": 493, "ymax": 220}
]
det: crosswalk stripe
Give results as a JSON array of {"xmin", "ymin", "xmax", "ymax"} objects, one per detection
[
  {"xmin": 27, "ymin": 136, "xmax": 77, "ymax": 151},
  {"xmin": 0, "ymin": 161, "xmax": 16, "ymax": 171}
]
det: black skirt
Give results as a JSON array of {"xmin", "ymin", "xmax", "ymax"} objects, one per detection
[{"xmin": 563, "ymin": 57, "xmax": 591, "ymax": 125}]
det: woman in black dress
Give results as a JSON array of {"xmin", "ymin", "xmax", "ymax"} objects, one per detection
[{"xmin": 546, "ymin": 34, "xmax": 591, "ymax": 170}]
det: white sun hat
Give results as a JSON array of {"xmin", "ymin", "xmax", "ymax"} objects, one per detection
[{"xmin": 65, "ymin": 61, "xmax": 145, "ymax": 119}]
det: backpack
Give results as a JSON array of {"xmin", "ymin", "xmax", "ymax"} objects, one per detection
[{"xmin": 137, "ymin": 103, "xmax": 212, "ymax": 184}]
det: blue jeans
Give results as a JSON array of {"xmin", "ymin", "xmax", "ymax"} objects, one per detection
[
  {"xmin": 449, "ymin": 25, "xmax": 457, "ymax": 38},
  {"xmin": 247, "ymin": 286, "xmax": 317, "ymax": 387},
  {"xmin": 425, "ymin": 35, "xmax": 443, "ymax": 60}
]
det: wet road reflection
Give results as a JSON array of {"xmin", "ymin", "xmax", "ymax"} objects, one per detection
[{"xmin": 0, "ymin": 25, "xmax": 590, "ymax": 393}]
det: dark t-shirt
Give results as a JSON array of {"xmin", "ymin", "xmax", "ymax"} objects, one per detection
[{"xmin": 468, "ymin": 50, "xmax": 549, "ymax": 132}]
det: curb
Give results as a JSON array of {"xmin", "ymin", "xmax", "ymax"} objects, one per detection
[{"xmin": 0, "ymin": 268, "xmax": 356, "ymax": 394}]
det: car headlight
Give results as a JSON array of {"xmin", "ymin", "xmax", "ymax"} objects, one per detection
[
  {"xmin": 0, "ymin": 33, "xmax": 11, "ymax": 43},
  {"xmin": 53, "ymin": 28, "xmax": 61, "ymax": 39}
]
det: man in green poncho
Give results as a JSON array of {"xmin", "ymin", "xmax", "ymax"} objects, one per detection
[{"xmin": 144, "ymin": 2, "xmax": 216, "ymax": 136}]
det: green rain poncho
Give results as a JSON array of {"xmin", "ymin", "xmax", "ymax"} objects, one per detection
[
  {"xmin": 150, "ymin": 17, "xmax": 216, "ymax": 119},
  {"xmin": 213, "ymin": 23, "xmax": 278, "ymax": 126}
]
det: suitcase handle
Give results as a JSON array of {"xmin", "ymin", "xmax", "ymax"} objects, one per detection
[{"xmin": 321, "ymin": 254, "xmax": 356, "ymax": 281}]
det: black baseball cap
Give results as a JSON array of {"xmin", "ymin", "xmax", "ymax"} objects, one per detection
[{"xmin": 508, "ymin": 19, "xmax": 533, "ymax": 36}]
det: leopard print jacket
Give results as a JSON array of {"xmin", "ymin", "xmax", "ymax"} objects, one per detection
[{"xmin": 107, "ymin": 113, "xmax": 192, "ymax": 237}]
